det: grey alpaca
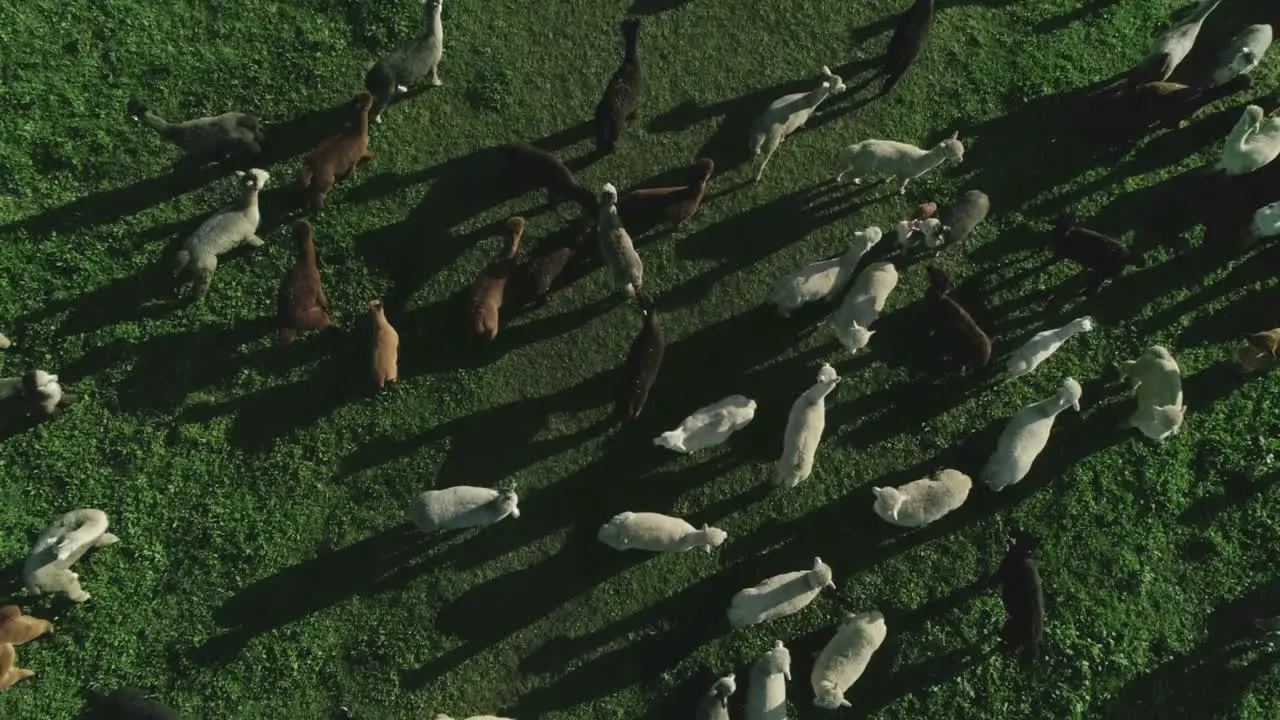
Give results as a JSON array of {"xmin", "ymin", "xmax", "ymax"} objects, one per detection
[
  {"xmin": 23, "ymin": 509, "xmax": 120, "ymax": 603},
  {"xmin": 365, "ymin": 0, "xmax": 445, "ymax": 124},
  {"xmin": 173, "ymin": 168, "xmax": 269, "ymax": 301},
  {"xmin": 126, "ymin": 99, "xmax": 265, "ymax": 162}
]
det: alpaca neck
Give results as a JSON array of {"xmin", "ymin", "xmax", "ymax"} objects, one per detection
[
  {"xmin": 623, "ymin": 25, "xmax": 639, "ymax": 62},
  {"xmin": 350, "ymin": 107, "xmax": 371, "ymax": 137},
  {"xmin": 1227, "ymin": 111, "xmax": 1260, "ymax": 151},
  {"xmin": 1186, "ymin": 0, "xmax": 1220, "ymax": 25},
  {"xmin": 298, "ymin": 238, "xmax": 316, "ymax": 265},
  {"xmin": 140, "ymin": 111, "xmax": 178, "ymax": 139},
  {"xmin": 912, "ymin": 146, "xmax": 949, "ymax": 172},
  {"xmin": 503, "ymin": 231, "xmax": 522, "ymax": 258},
  {"xmin": 237, "ymin": 188, "xmax": 260, "ymax": 213},
  {"xmin": 427, "ymin": 4, "xmax": 442, "ymax": 35},
  {"xmin": 805, "ymin": 86, "xmax": 834, "ymax": 110}
]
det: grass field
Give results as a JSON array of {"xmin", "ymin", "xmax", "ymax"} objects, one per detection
[{"xmin": 3, "ymin": 0, "xmax": 1280, "ymax": 717}]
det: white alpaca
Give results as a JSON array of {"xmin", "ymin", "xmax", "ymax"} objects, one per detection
[
  {"xmin": 1210, "ymin": 24, "xmax": 1273, "ymax": 87},
  {"xmin": 894, "ymin": 217, "xmax": 946, "ymax": 250},
  {"xmin": 1216, "ymin": 105, "xmax": 1280, "ymax": 176},
  {"xmin": 173, "ymin": 168, "xmax": 269, "ymax": 301},
  {"xmin": 1250, "ymin": 200, "xmax": 1280, "ymax": 243},
  {"xmin": 774, "ymin": 364, "xmax": 840, "ymax": 489},
  {"xmin": 834, "ymin": 132, "xmax": 964, "ymax": 194},
  {"xmin": 871, "ymin": 469, "xmax": 972, "ymax": 527},
  {"xmin": 982, "ymin": 378, "xmax": 1082, "ymax": 492},
  {"xmin": 653, "ymin": 395, "xmax": 757, "ymax": 453},
  {"xmin": 597, "ymin": 512, "xmax": 728, "ymax": 553},
  {"xmin": 23, "ymin": 509, "xmax": 120, "ymax": 603},
  {"xmin": 749, "ymin": 66, "xmax": 847, "ymax": 182},
  {"xmin": 828, "ymin": 261, "xmax": 898, "ymax": 355},
  {"xmin": 695, "ymin": 674, "xmax": 737, "ymax": 720},
  {"xmin": 1006, "ymin": 316, "xmax": 1094, "ymax": 380},
  {"xmin": 810, "ymin": 611, "xmax": 887, "ymax": 710},
  {"xmin": 597, "ymin": 182, "xmax": 643, "ymax": 298},
  {"xmin": 1118, "ymin": 346, "xmax": 1186, "ymax": 441},
  {"xmin": 727, "ymin": 556, "xmax": 835, "ymax": 629},
  {"xmin": 746, "ymin": 641, "xmax": 791, "ymax": 720},
  {"xmin": 408, "ymin": 486, "xmax": 520, "ymax": 533},
  {"xmin": 769, "ymin": 226, "xmax": 882, "ymax": 316},
  {"xmin": 1131, "ymin": 0, "xmax": 1222, "ymax": 84}
]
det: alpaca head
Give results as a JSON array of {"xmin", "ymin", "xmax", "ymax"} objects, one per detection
[
  {"xmin": 700, "ymin": 524, "xmax": 728, "ymax": 551},
  {"xmin": 292, "ymin": 219, "xmax": 314, "ymax": 247},
  {"xmin": 691, "ymin": 157, "xmax": 716, "ymax": 184},
  {"xmin": 235, "ymin": 168, "xmax": 270, "ymax": 191},
  {"xmin": 835, "ymin": 322, "xmax": 874, "ymax": 354},
  {"xmin": 808, "ymin": 556, "xmax": 836, "ymax": 590},
  {"xmin": 1243, "ymin": 104, "xmax": 1266, "ymax": 128},
  {"xmin": 1010, "ymin": 527, "xmax": 1041, "ymax": 557},
  {"xmin": 816, "ymin": 362, "xmax": 839, "ymax": 384},
  {"xmin": 367, "ymin": 299, "xmax": 386, "ymax": 319},
  {"xmin": 652, "ymin": 430, "xmax": 686, "ymax": 452},
  {"xmin": 711, "ymin": 673, "xmax": 736, "ymax": 700},
  {"xmin": 860, "ymin": 225, "xmax": 884, "ymax": 248},
  {"xmin": 600, "ymin": 182, "xmax": 619, "ymax": 206},
  {"xmin": 1069, "ymin": 316, "xmax": 1095, "ymax": 334},
  {"xmin": 819, "ymin": 65, "xmax": 847, "ymax": 95},
  {"xmin": 919, "ymin": 218, "xmax": 948, "ymax": 248},
  {"xmin": 353, "ymin": 90, "xmax": 376, "ymax": 113},
  {"xmin": 497, "ymin": 488, "xmax": 520, "ymax": 518},
  {"xmin": 125, "ymin": 99, "xmax": 148, "ymax": 120},
  {"xmin": 1250, "ymin": 200, "xmax": 1280, "ymax": 240},
  {"xmin": 925, "ymin": 264, "xmax": 952, "ymax": 295},
  {"xmin": 850, "ymin": 609, "xmax": 886, "ymax": 629},
  {"xmin": 1152, "ymin": 404, "xmax": 1186, "ymax": 435},
  {"xmin": 424, "ymin": 0, "xmax": 441, "ymax": 8},
  {"xmin": 814, "ymin": 680, "xmax": 852, "ymax": 709},
  {"xmin": 872, "ymin": 486, "xmax": 906, "ymax": 521},
  {"xmin": 765, "ymin": 640, "xmax": 792, "ymax": 680},
  {"xmin": 938, "ymin": 132, "xmax": 964, "ymax": 161},
  {"xmin": 1058, "ymin": 377, "xmax": 1083, "ymax": 412}
]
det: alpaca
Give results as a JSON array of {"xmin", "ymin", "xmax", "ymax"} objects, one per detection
[
  {"xmin": 936, "ymin": 189, "xmax": 990, "ymax": 247},
  {"xmin": 1081, "ymin": 76, "xmax": 1253, "ymax": 148},
  {"xmin": 364, "ymin": 0, "xmax": 445, "ymax": 123},
  {"xmin": 126, "ymin": 99, "xmax": 264, "ymax": 162},
  {"xmin": 775, "ymin": 364, "xmax": 840, "ymax": 489},
  {"xmin": 810, "ymin": 611, "xmax": 887, "ymax": 709},
  {"xmin": 615, "ymin": 294, "xmax": 665, "ymax": 421},
  {"xmin": 496, "ymin": 143, "xmax": 596, "ymax": 212},
  {"xmin": 469, "ymin": 217, "xmax": 525, "ymax": 341},
  {"xmin": 368, "ymin": 299, "xmax": 399, "ymax": 388},
  {"xmin": 727, "ymin": 557, "xmax": 835, "ymax": 628},
  {"xmin": 1249, "ymin": 200, "xmax": 1280, "ymax": 244},
  {"xmin": 276, "ymin": 220, "xmax": 333, "ymax": 345},
  {"xmin": 1128, "ymin": 0, "xmax": 1222, "ymax": 87},
  {"xmin": 0, "ymin": 370, "xmax": 79, "ymax": 433},
  {"xmin": 0, "ymin": 643, "xmax": 34, "ymax": 690},
  {"xmin": 0, "ymin": 334, "xmax": 8, "ymax": 349},
  {"xmin": 23, "ymin": 509, "xmax": 120, "ymax": 602},
  {"xmin": 594, "ymin": 17, "xmax": 645, "ymax": 154},
  {"xmin": 880, "ymin": 0, "xmax": 935, "ymax": 96},
  {"xmin": 512, "ymin": 217, "xmax": 594, "ymax": 307},
  {"xmin": 695, "ymin": 674, "xmax": 736, "ymax": 720},
  {"xmin": 1006, "ymin": 316, "xmax": 1094, "ymax": 380},
  {"xmin": 986, "ymin": 529, "xmax": 1045, "ymax": 666},
  {"xmin": 982, "ymin": 378, "xmax": 1082, "ymax": 491},
  {"xmin": 924, "ymin": 266, "xmax": 991, "ymax": 376},
  {"xmin": 871, "ymin": 469, "xmax": 971, "ymax": 527},
  {"xmin": 617, "ymin": 158, "xmax": 716, "ymax": 231},
  {"xmin": 828, "ymin": 261, "xmax": 898, "ymax": 355},
  {"xmin": 597, "ymin": 511, "xmax": 727, "ymax": 553},
  {"xmin": 1118, "ymin": 346, "xmax": 1185, "ymax": 441},
  {"xmin": 1216, "ymin": 105, "xmax": 1280, "ymax": 175},
  {"xmin": 770, "ymin": 226, "xmax": 883, "ymax": 317},
  {"xmin": 0, "ymin": 607, "xmax": 52, "ymax": 647},
  {"xmin": 746, "ymin": 641, "xmax": 791, "ymax": 720},
  {"xmin": 653, "ymin": 395, "xmax": 757, "ymax": 454},
  {"xmin": 1236, "ymin": 329, "xmax": 1280, "ymax": 373},
  {"xmin": 598, "ymin": 183, "xmax": 644, "ymax": 298},
  {"xmin": 1209, "ymin": 24, "xmax": 1273, "ymax": 87},
  {"xmin": 834, "ymin": 132, "xmax": 964, "ymax": 194},
  {"xmin": 748, "ymin": 66, "xmax": 846, "ymax": 182},
  {"xmin": 173, "ymin": 168, "xmax": 269, "ymax": 301},
  {"xmin": 299, "ymin": 91, "xmax": 375, "ymax": 213},
  {"xmin": 1050, "ymin": 209, "xmax": 1143, "ymax": 295},
  {"xmin": 409, "ymin": 486, "xmax": 519, "ymax": 533}
]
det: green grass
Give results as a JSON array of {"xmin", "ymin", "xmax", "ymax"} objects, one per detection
[{"xmin": 3, "ymin": 0, "xmax": 1280, "ymax": 717}]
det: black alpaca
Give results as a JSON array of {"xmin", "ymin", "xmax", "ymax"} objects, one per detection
[{"xmin": 594, "ymin": 17, "xmax": 646, "ymax": 154}]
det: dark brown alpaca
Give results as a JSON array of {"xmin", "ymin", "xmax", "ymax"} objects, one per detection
[
  {"xmin": 1050, "ymin": 210, "xmax": 1144, "ymax": 295},
  {"xmin": 924, "ymin": 266, "xmax": 991, "ymax": 376},
  {"xmin": 513, "ymin": 217, "xmax": 594, "ymax": 308},
  {"xmin": 299, "ymin": 91, "xmax": 376, "ymax": 213},
  {"xmin": 880, "ymin": 0, "xmax": 934, "ymax": 97},
  {"xmin": 617, "ymin": 158, "xmax": 716, "ymax": 232},
  {"xmin": 276, "ymin": 220, "xmax": 333, "ymax": 344},
  {"xmin": 594, "ymin": 17, "xmax": 646, "ymax": 154},
  {"xmin": 614, "ymin": 294, "xmax": 665, "ymax": 422},
  {"xmin": 985, "ymin": 529, "xmax": 1045, "ymax": 667},
  {"xmin": 470, "ymin": 217, "xmax": 525, "ymax": 340}
]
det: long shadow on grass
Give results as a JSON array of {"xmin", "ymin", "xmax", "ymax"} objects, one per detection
[
  {"xmin": 188, "ymin": 522, "xmax": 433, "ymax": 667},
  {"xmin": 1096, "ymin": 578, "xmax": 1280, "ymax": 718}
]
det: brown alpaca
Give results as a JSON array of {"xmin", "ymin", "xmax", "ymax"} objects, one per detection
[
  {"xmin": 925, "ymin": 266, "xmax": 991, "ymax": 376},
  {"xmin": 0, "ymin": 606, "xmax": 52, "ymax": 647},
  {"xmin": 368, "ymin": 299, "xmax": 400, "ymax": 388},
  {"xmin": 0, "ymin": 643, "xmax": 34, "ymax": 690},
  {"xmin": 469, "ymin": 217, "xmax": 525, "ymax": 340},
  {"xmin": 276, "ymin": 220, "xmax": 333, "ymax": 344},
  {"xmin": 618, "ymin": 158, "xmax": 716, "ymax": 231},
  {"xmin": 1237, "ymin": 329, "xmax": 1280, "ymax": 373},
  {"xmin": 299, "ymin": 91, "xmax": 376, "ymax": 213},
  {"xmin": 514, "ymin": 217, "xmax": 594, "ymax": 308}
]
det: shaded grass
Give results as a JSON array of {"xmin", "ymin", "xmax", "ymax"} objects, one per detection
[{"xmin": 2, "ymin": 0, "xmax": 1280, "ymax": 718}]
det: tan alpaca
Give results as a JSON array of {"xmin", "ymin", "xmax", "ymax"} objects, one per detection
[
  {"xmin": 0, "ymin": 643, "xmax": 34, "ymax": 690},
  {"xmin": 368, "ymin": 300, "xmax": 400, "ymax": 388},
  {"xmin": 0, "ymin": 606, "xmax": 52, "ymax": 646},
  {"xmin": 469, "ymin": 217, "xmax": 525, "ymax": 340}
]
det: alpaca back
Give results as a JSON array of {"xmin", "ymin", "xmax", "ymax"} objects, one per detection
[
  {"xmin": 381, "ymin": 1, "xmax": 443, "ymax": 84},
  {"xmin": 842, "ymin": 140, "xmax": 925, "ymax": 176},
  {"xmin": 185, "ymin": 200, "xmax": 257, "ymax": 256},
  {"xmin": 728, "ymin": 571, "xmax": 817, "ymax": 628}
]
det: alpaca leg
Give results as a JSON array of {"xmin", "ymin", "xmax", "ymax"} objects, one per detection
[
  {"xmin": 896, "ymin": 175, "xmax": 911, "ymax": 194},
  {"xmin": 192, "ymin": 255, "xmax": 218, "ymax": 302},
  {"xmin": 93, "ymin": 532, "xmax": 120, "ymax": 548},
  {"xmin": 244, "ymin": 234, "xmax": 265, "ymax": 248},
  {"xmin": 316, "ymin": 287, "xmax": 330, "ymax": 312},
  {"xmin": 755, "ymin": 139, "xmax": 781, "ymax": 182},
  {"xmin": 428, "ymin": 65, "xmax": 442, "ymax": 86}
]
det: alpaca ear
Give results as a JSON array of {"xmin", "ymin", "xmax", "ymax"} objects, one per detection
[
  {"xmin": 821, "ymin": 65, "xmax": 833, "ymax": 76},
  {"xmin": 234, "ymin": 170, "xmax": 245, "ymax": 178},
  {"xmin": 821, "ymin": 81, "xmax": 831, "ymax": 89},
  {"xmin": 949, "ymin": 131, "xmax": 959, "ymax": 140}
]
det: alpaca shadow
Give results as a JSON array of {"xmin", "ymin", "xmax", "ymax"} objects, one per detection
[
  {"xmin": 1179, "ymin": 464, "xmax": 1274, "ymax": 529},
  {"xmin": 0, "ymin": 162, "xmax": 232, "ymax": 238},
  {"xmin": 189, "ymin": 522, "xmax": 432, "ymax": 668},
  {"xmin": 1032, "ymin": 0, "xmax": 1123, "ymax": 33},
  {"xmin": 60, "ymin": 315, "xmax": 275, "ymax": 415},
  {"xmin": 255, "ymin": 98, "xmax": 367, "ymax": 168},
  {"xmin": 1097, "ymin": 579, "xmax": 1280, "ymax": 718},
  {"xmin": 626, "ymin": 0, "xmax": 694, "ymax": 15},
  {"xmin": 5, "ymin": 261, "xmax": 186, "ymax": 339},
  {"xmin": 1176, "ymin": 252, "xmax": 1280, "ymax": 348},
  {"xmin": 175, "ymin": 326, "xmax": 367, "ymax": 453}
]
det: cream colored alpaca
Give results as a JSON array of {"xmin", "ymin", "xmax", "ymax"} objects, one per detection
[
  {"xmin": 834, "ymin": 132, "xmax": 964, "ymax": 194},
  {"xmin": 1216, "ymin": 105, "xmax": 1280, "ymax": 175}
]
